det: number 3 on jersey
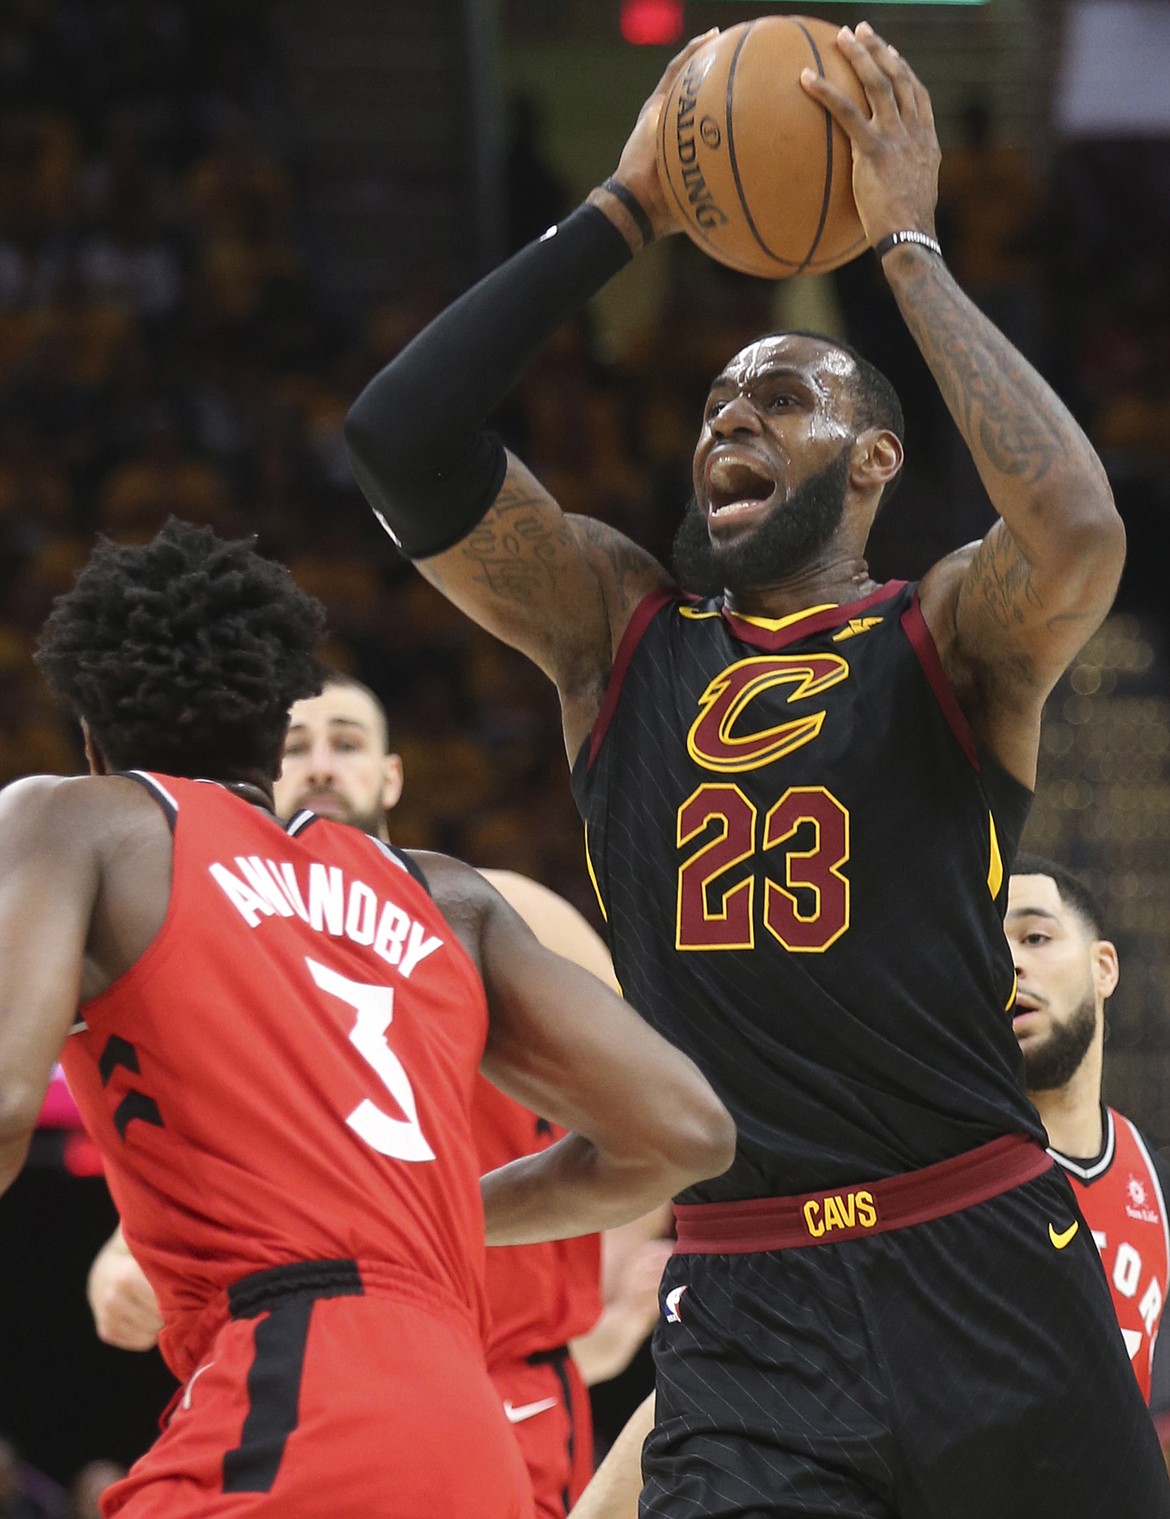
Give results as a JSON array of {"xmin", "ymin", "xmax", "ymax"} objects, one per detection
[
  {"xmin": 306, "ymin": 956, "xmax": 436, "ymax": 1162},
  {"xmin": 676, "ymin": 784, "xmax": 850, "ymax": 953}
]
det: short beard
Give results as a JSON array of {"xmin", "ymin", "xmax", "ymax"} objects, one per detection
[
  {"xmin": 1023, "ymin": 992, "xmax": 1098, "ymax": 1092},
  {"xmin": 672, "ymin": 446, "xmax": 851, "ymax": 598}
]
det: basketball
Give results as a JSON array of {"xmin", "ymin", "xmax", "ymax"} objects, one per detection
[{"xmin": 656, "ymin": 16, "xmax": 869, "ymax": 279}]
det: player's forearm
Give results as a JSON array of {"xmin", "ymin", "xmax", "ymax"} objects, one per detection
[
  {"xmin": 884, "ymin": 245, "xmax": 1121, "ymax": 559},
  {"xmin": 343, "ymin": 202, "xmax": 633, "ymax": 558},
  {"xmin": 483, "ymin": 1132, "xmax": 699, "ymax": 1247}
]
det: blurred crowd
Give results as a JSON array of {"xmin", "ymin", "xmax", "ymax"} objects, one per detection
[
  {"xmin": 0, "ymin": 1434, "xmax": 120, "ymax": 1519},
  {"xmin": 0, "ymin": 0, "xmax": 1167, "ymax": 926}
]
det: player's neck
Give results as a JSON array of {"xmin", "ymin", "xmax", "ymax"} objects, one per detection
[
  {"xmin": 1029, "ymin": 1051, "xmax": 1105, "ymax": 1160},
  {"xmin": 723, "ymin": 555, "xmax": 879, "ymax": 621}
]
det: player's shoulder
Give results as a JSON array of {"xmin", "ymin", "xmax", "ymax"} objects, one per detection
[
  {"xmin": 0, "ymin": 771, "xmax": 156, "ymax": 839},
  {"xmin": 404, "ymin": 850, "xmax": 500, "ymax": 923}
]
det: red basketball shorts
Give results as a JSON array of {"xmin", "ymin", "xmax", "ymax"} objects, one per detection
[
  {"xmin": 102, "ymin": 1260, "xmax": 534, "ymax": 1519},
  {"xmin": 489, "ymin": 1347, "xmax": 593, "ymax": 1519}
]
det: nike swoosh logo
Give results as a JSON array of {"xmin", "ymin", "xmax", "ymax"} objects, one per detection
[
  {"xmin": 503, "ymin": 1397, "xmax": 558, "ymax": 1425},
  {"xmin": 182, "ymin": 1359, "xmax": 216, "ymax": 1411},
  {"xmin": 1049, "ymin": 1220, "xmax": 1079, "ymax": 1250}
]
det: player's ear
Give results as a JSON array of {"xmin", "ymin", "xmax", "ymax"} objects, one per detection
[
  {"xmin": 382, "ymin": 753, "xmax": 404, "ymax": 812},
  {"xmin": 1092, "ymin": 938, "xmax": 1119, "ymax": 1001},
  {"xmin": 850, "ymin": 428, "xmax": 903, "ymax": 494}
]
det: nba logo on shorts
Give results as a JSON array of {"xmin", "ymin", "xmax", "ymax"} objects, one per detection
[{"xmin": 664, "ymin": 1285, "xmax": 687, "ymax": 1323}]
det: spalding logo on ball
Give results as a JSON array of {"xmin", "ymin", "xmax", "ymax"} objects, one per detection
[{"xmin": 657, "ymin": 15, "xmax": 868, "ymax": 279}]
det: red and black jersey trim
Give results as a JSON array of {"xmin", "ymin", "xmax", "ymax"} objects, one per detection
[
  {"xmin": 122, "ymin": 770, "xmax": 179, "ymax": 831},
  {"xmin": 899, "ymin": 595, "xmax": 980, "ymax": 772},
  {"xmin": 719, "ymin": 580, "xmax": 907, "ymax": 652},
  {"xmin": 587, "ymin": 586, "xmax": 677, "ymax": 769}
]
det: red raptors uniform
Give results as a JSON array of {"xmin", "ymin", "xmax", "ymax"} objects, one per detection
[
  {"xmin": 1051, "ymin": 1106, "xmax": 1170, "ymax": 1402},
  {"xmin": 59, "ymin": 773, "xmax": 532, "ymax": 1519},
  {"xmin": 474, "ymin": 1078, "xmax": 603, "ymax": 1519}
]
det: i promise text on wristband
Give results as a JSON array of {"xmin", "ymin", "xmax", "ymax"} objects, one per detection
[
  {"xmin": 601, "ymin": 177, "xmax": 655, "ymax": 246},
  {"xmin": 874, "ymin": 229, "xmax": 943, "ymax": 262}
]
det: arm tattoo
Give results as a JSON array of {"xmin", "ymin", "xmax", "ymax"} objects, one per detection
[
  {"xmin": 962, "ymin": 529, "xmax": 1043, "ymax": 631},
  {"xmin": 892, "ymin": 257, "xmax": 1103, "ymax": 492},
  {"xmin": 453, "ymin": 479, "xmax": 579, "ymax": 607},
  {"xmin": 570, "ymin": 515, "xmax": 670, "ymax": 614}
]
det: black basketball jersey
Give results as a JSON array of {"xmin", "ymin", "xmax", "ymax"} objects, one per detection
[{"xmin": 571, "ymin": 580, "xmax": 1046, "ymax": 1203}]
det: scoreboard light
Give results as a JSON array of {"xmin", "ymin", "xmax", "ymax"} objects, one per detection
[{"xmin": 621, "ymin": 0, "xmax": 685, "ymax": 45}]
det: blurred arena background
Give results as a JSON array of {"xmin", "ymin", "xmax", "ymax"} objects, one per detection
[{"xmin": 0, "ymin": 0, "xmax": 1168, "ymax": 1508}]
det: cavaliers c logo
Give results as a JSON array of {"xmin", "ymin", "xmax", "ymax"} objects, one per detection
[{"xmin": 686, "ymin": 655, "xmax": 848, "ymax": 773}]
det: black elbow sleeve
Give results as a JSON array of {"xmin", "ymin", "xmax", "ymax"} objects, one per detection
[{"xmin": 345, "ymin": 411, "xmax": 508, "ymax": 560}]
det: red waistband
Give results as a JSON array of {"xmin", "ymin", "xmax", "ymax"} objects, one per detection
[{"xmin": 673, "ymin": 1134, "xmax": 1052, "ymax": 1254}]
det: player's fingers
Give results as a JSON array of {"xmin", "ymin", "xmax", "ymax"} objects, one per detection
[
  {"xmin": 835, "ymin": 25, "xmax": 898, "ymax": 121},
  {"xmin": 873, "ymin": 35, "xmax": 923, "ymax": 124},
  {"xmin": 800, "ymin": 68, "xmax": 872, "ymax": 143}
]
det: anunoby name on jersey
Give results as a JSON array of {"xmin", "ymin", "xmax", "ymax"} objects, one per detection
[{"xmin": 210, "ymin": 854, "xmax": 443, "ymax": 977}]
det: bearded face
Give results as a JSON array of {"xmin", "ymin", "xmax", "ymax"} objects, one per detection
[
  {"xmin": 1019, "ymin": 990, "xmax": 1098, "ymax": 1092},
  {"xmin": 672, "ymin": 445, "xmax": 852, "ymax": 598}
]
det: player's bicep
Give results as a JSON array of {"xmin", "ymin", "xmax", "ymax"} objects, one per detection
[
  {"xmin": 415, "ymin": 452, "xmax": 614, "ymax": 688},
  {"xmin": 0, "ymin": 778, "xmax": 100, "ymax": 1138},
  {"xmin": 924, "ymin": 515, "xmax": 1122, "ymax": 699}
]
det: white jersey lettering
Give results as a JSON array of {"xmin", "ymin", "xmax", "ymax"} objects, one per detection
[{"xmin": 210, "ymin": 857, "xmax": 444, "ymax": 978}]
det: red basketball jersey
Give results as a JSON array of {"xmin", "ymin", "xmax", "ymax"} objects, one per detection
[
  {"xmin": 59, "ymin": 773, "xmax": 491, "ymax": 1381},
  {"xmin": 1052, "ymin": 1107, "xmax": 1169, "ymax": 1402},
  {"xmin": 473, "ymin": 1077, "xmax": 602, "ymax": 1368}
]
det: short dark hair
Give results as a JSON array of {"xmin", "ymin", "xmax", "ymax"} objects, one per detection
[
  {"xmin": 35, "ymin": 517, "xmax": 326, "ymax": 780},
  {"xmin": 1012, "ymin": 852, "xmax": 1106, "ymax": 939},
  {"xmin": 319, "ymin": 668, "xmax": 392, "ymax": 753}
]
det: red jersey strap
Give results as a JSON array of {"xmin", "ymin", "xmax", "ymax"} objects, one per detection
[{"xmin": 674, "ymin": 1135, "xmax": 1052, "ymax": 1253}]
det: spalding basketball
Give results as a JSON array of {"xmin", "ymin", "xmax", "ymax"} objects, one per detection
[{"xmin": 656, "ymin": 16, "xmax": 868, "ymax": 278}]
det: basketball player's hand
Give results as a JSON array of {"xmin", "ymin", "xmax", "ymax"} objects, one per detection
[
  {"xmin": 87, "ymin": 1230, "xmax": 163, "ymax": 1352},
  {"xmin": 603, "ymin": 29, "xmax": 719, "ymax": 244},
  {"xmin": 799, "ymin": 22, "xmax": 940, "ymax": 249}
]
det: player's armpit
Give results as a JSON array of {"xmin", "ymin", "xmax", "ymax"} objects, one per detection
[{"xmin": 0, "ymin": 776, "xmax": 103, "ymax": 1192}]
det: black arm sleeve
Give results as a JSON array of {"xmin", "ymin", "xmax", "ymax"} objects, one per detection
[{"xmin": 344, "ymin": 203, "xmax": 633, "ymax": 559}]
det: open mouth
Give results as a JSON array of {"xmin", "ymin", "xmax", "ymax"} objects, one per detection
[
  {"xmin": 1011, "ymin": 993, "xmax": 1042, "ymax": 1023},
  {"xmin": 706, "ymin": 455, "xmax": 777, "ymax": 521}
]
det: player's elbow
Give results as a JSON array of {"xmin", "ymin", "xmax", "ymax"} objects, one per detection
[
  {"xmin": 0, "ymin": 1084, "xmax": 36, "ymax": 1193},
  {"xmin": 0, "ymin": 1073, "xmax": 43, "ymax": 1140},
  {"xmin": 652, "ymin": 1079, "xmax": 737, "ymax": 1191}
]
